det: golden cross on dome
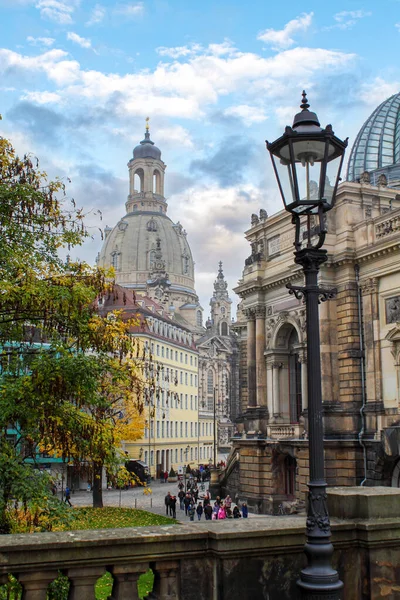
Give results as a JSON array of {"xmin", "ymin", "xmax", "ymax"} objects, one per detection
[{"xmin": 145, "ymin": 116, "xmax": 150, "ymax": 131}]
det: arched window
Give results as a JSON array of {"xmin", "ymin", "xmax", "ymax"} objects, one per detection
[
  {"xmin": 220, "ymin": 321, "xmax": 228, "ymax": 336},
  {"xmin": 111, "ymin": 251, "xmax": 121, "ymax": 270},
  {"xmin": 147, "ymin": 218, "xmax": 158, "ymax": 232},
  {"xmin": 197, "ymin": 310, "xmax": 202, "ymax": 327},
  {"xmin": 134, "ymin": 168, "xmax": 144, "ymax": 192},
  {"xmin": 153, "ymin": 169, "xmax": 161, "ymax": 194}
]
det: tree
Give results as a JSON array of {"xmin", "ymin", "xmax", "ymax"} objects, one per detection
[{"xmin": 0, "ymin": 128, "xmax": 146, "ymax": 526}]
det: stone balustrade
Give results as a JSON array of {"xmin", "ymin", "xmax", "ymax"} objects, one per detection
[
  {"xmin": 268, "ymin": 423, "xmax": 302, "ymax": 439},
  {"xmin": 375, "ymin": 213, "xmax": 400, "ymax": 238},
  {"xmin": 1, "ymin": 488, "xmax": 400, "ymax": 599}
]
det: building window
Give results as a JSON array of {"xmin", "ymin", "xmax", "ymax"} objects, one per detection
[
  {"xmin": 166, "ymin": 348, "xmax": 169, "ymax": 359},
  {"xmin": 190, "ymin": 395, "xmax": 193, "ymax": 410},
  {"xmin": 200, "ymin": 447, "xmax": 202, "ymax": 460},
  {"xmin": 175, "ymin": 351, "xmax": 178, "ymax": 361},
  {"xmin": 190, "ymin": 374, "xmax": 193, "ymax": 386},
  {"xmin": 221, "ymin": 321, "xmax": 228, "ymax": 336},
  {"xmin": 185, "ymin": 354, "xmax": 188, "ymax": 364},
  {"xmin": 144, "ymin": 450, "xmax": 148, "ymax": 464},
  {"xmin": 180, "ymin": 422, "xmax": 183, "ymax": 437},
  {"xmin": 156, "ymin": 345, "xmax": 160, "ymax": 356},
  {"xmin": 206, "ymin": 423, "xmax": 208, "ymax": 436},
  {"xmin": 195, "ymin": 447, "xmax": 198, "ymax": 460},
  {"xmin": 161, "ymin": 346, "xmax": 164, "ymax": 358},
  {"xmin": 180, "ymin": 393, "xmax": 183, "ymax": 408},
  {"xmin": 190, "ymin": 448, "xmax": 193, "ymax": 461},
  {"xmin": 180, "ymin": 372, "xmax": 183, "ymax": 384},
  {"xmin": 195, "ymin": 422, "xmax": 197, "ymax": 437},
  {"xmin": 185, "ymin": 373, "xmax": 188, "ymax": 385},
  {"xmin": 180, "ymin": 448, "xmax": 183, "ymax": 462},
  {"xmin": 166, "ymin": 422, "xmax": 169, "ymax": 437},
  {"xmin": 197, "ymin": 310, "xmax": 202, "ymax": 327},
  {"xmin": 175, "ymin": 449, "xmax": 178, "ymax": 463},
  {"xmin": 190, "ymin": 423, "xmax": 193, "ymax": 437},
  {"xmin": 185, "ymin": 422, "xmax": 188, "ymax": 437},
  {"xmin": 180, "ymin": 352, "xmax": 183, "ymax": 363},
  {"xmin": 150, "ymin": 421, "xmax": 154, "ymax": 438},
  {"xmin": 162, "ymin": 422, "xmax": 165, "ymax": 438},
  {"xmin": 150, "ymin": 450, "xmax": 154, "ymax": 466},
  {"xmin": 176, "ymin": 421, "xmax": 178, "ymax": 437},
  {"xmin": 202, "ymin": 423, "xmax": 204, "ymax": 436},
  {"xmin": 157, "ymin": 421, "xmax": 160, "ymax": 438},
  {"xmin": 185, "ymin": 394, "xmax": 188, "ymax": 409}
]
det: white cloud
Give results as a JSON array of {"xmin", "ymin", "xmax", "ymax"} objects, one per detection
[
  {"xmin": 359, "ymin": 77, "xmax": 400, "ymax": 107},
  {"xmin": 26, "ymin": 36, "xmax": 55, "ymax": 47},
  {"xmin": 21, "ymin": 90, "xmax": 62, "ymax": 104},
  {"xmin": 67, "ymin": 31, "xmax": 92, "ymax": 49},
  {"xmin": 331, "ymin": 10, "xmax": 372, "ymax": 30},
  {"xmin": 156, "ymin": 43, "xmax": 203, "ymax": 59},
  {"xmin": 86, "ymin": 3, "xmax": 105, "ymax": 26},
  {"xmin": 257, "ymin": 12, "xmax": 313, "ymax": 49},
  {"xmin": 35, "ymin": 0, "xmax": 75, "ymax": 24},
  {"xmin": 156, "ymin": 126, "xmax": 194, "ymax": 148},
  {"xmin": 114, "ymin": 2, "xmax": 144, "ymax": 17},
  {"xmin": 224, "ymin": 104, "xmax": 267, "ymax": 124},
  {"xmin": 0, "ymin": 45, "xmax": 356, "ymax": 119}
]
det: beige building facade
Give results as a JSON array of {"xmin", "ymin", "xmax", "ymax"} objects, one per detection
[{"xmin": 225, "ymin": 91, "xmax": 400, "ymax": 512}]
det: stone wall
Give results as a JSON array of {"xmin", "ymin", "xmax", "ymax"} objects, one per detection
[{"xmin": 1, "ymin": 488, "xmax": 400, "ymax": 599}]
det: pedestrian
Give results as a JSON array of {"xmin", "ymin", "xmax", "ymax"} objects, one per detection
[
  {"xmin": 218, "ymin": 504, "xmax": 226, "ymax": 520},
  {"xmin": 203, "ymin": 491, "xmax": 210, "ymax": 507},
  {"xmin": 225, "ymin": 494, "xmax": 232, "ymax": 509},
  {"xmin": 169, "ymin": 495, "xmax": 177, "ymax": 518},
  {"xmin": 64, "ymin": 486, "xmax": 72, "ymax": 507},
  {"xmin": 212, "ymin": 503, "xmax": 219, "ymax": 520},
  {"xmin": 178, "ymin": 481, "xmax": 184, "ymax": 491},
  {"xmin": 164, "ymin": 491, "xmax": 171, "ymax": 516},
  {"xmin": 178, "ymin": 489, "xmax": 185, "ymax": 510},
  {"xmin": 233, "ymin": 506, "xmax": 241, "ymax": 519},
  {"xmin": 241, "ymin": 502, "xmax": 248, "ymax": 518},
  {"xmin": 215, "ymin": 496, "xmax": 221, "ymax": 507},
  {"xmin": 193, "ymin": 487, "xmax": 199, "ymax": 503},
  {"xmin": 204, "ymin": 503, "xmax": 213, "ymax": 520},
  {"xmin": 184, "ymin": 493, "xmax": 191, "ymax": 516},
  {"xmin": 196, "ymin": 502, "xmax": 203, "ymax": 521},
  {"xmin": 188, "ymin": 503, "xmax": 195, "ymax": 521},
  {"xmin": 164, "ymin": 470, "xmax": 168, "ymax": 484}
]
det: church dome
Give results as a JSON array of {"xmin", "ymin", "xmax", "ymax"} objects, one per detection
[
  {"xmin": 133, "ymin": 131, "xmax": 162, "ymax": 161},
  {"xmin": 347, "ymin": 92, "xmax": 400, "ymax": 184}
]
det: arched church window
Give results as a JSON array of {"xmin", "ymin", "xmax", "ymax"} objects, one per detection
[
  {"xmin": 197, "ymin": 310, "xmax": 202, "ymax": 327},
  {"xmin": 221, "ymin": 307, "xmax": 225, "ymax": 314},
  {"xmin": 153, "ymin": 170, "xmax": 161, "ymax": 194},
  {"xmin": 220, "ymin": 322, "xmax": 228, "ymax": 336},
  {"xmin": 134, "ymin": 168, "xmax": 144, "ymax": 192},
  {"xmin": 111, "ymin": 251, "xmax": 121, "ymax": 270},
  {"xmin": 147, "ymin": 218, "xmax": 158, "ymax": 232}
]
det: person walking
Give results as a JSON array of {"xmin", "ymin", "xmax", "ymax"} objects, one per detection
[
  {"xmin": 178, "ymin": 489, "xmax": 185, "ymax": 510},
  {"xmin": 233, "ymin": 506, "xmax": 241, "ymax": 519},
  {"xmin": 184, "ymin": 493, "xmax": 191, "ymax": 516},
  {"xmin": 188, "ymin": 502, "xmax": 195, "ymax": 521},
  {"xmin": 164, "ymin": 492, "xmax": 171, "ymax": 516},
  {"xmin": 64, "ymin": 486, "xmax": 72, "ymax": 507},
  {"xmin": 196, "ymin": 502, "xmax": 203, "ymax": 521},
  {"xmin": 204, "ymin": 503, "xmax": 213, "ymax": 520},
  {"xmin": 169, "ymin": 495, "xmax": 177, "ymax": 518},
  {"xmin": 203, "ymin": 490, "xmax": 210, "ymax": 507},
  {"xmin": 241, "ymin": 502, "xmax": 248, "ymax": 518}
]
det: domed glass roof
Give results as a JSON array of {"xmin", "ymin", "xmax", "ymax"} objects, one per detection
[
  {"xmin": 133, "ymin": 131, "xmax": 162, "ymax": 161},
  {"xmin": 347, "ymin": 92, "xmax": 400, "ymax": 182}
]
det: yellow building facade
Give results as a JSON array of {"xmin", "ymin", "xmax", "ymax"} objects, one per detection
[{"xmin": 102, "ymin": 290, "xmax": 215, "ymax": 478}]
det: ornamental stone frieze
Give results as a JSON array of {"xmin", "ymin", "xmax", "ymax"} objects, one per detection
[
  {"xmin": 254, "ymin": 305, "xmax": 266, "ymax": 319},
  {"xmin": 360, "ymin": 277, "xmax": 378, "ymax": 295}
]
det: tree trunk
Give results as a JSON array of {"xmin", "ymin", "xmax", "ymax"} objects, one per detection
[{"xmin": 92, "ymin": 462, "xmax": 103, "ymax": 508}]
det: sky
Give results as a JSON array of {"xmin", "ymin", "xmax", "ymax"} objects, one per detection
[{"xmin": 1, "ymin": 0, "xmax": 400, "ymax": 316}]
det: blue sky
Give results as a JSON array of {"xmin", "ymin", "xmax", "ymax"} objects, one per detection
[{"xmin": 1, "ymin": 0, "xmax": 399, "ymax": 314}]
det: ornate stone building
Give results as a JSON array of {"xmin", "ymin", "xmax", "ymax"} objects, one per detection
[
  {"xmin": 225, "ymin": 92, "xmax": 400, "ymax": 512},
  {"xmin": 97, "ymin": 123, "xmax": 239, "ymax": 462},
  {"xmin": 197, "ymin": 263, "xmax": 239, "ymax": 458}
]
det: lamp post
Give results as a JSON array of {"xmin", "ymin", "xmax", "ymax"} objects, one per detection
[{"xmin": 267, "ymin": 91, "xmax": 347, "ymax": 599}]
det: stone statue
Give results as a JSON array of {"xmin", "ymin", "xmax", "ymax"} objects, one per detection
[
  {"xmin": 251, "ymin": 213, "xmax": 259, "ymax": 226},
  {"xmin": 259, "ymin": 209, "xmax": 268, "ymax": 220},
  {"xmin": 378, "ymin": 174, "xmax": 388, "ymax": 187},
  {"xmin": 360, "ymin": 171, "xmax": 370, "ymax": 184}
]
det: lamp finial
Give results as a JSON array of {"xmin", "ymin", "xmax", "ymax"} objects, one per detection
[{"xmin": 300, "ymin": 91, "xmax": 310, "ymax": 111}]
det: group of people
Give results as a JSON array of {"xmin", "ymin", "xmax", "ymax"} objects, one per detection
[{"xmin": 165, "ymin": 481, "xmax": 248, "ymax": 522}]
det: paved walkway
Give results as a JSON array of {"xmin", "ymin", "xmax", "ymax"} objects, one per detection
[{"xmin": 63, "ymin": 481, "xmax": 271, "ymax": 521}]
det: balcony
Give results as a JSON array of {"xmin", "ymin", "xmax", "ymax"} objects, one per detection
[{"xmin": 267, "ymin": 423, "xmax": 303, "ymax": 440}]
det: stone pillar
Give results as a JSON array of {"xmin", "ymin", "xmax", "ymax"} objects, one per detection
[
  {"xmin": 111, "ymin": 563, "xmax": 148, "ymax": 600},
  {"xmin": 245, "ymin": 309, "xmax": 256, "ymax": 407},
  {"xmin": 272, "ymin": 362, "xmax": 281, "ymax": 418},
  {"xmin": 67, "ymin": 566, "xmax": 105, "ymax": 600},
  {"xmin": 18, "ymin": 571, "xmax": 56, "ymax": 600},
  {"xmin": 255, "ymin": 306, "xmax": 267, "ymax": 407},
  {"xmin": 152, "ymin": 561, "xmax": 179, "ymax": 599},
  {"xmin": 361, "ymin": 278, "xmax": 381, "ymax": 404}
]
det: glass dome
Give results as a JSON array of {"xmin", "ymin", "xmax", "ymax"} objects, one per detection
[{"xmin": 347, "ymin": 93, "xmax": 400, "ymax": 183}]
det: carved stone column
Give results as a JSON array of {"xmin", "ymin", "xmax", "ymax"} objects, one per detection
[
  {"xmin": 361, "ymin": 277, "xmax": 381, "ymax": 404},
  {"xmin": 151, "ymin": 561, "xmax": 179, "ymax": 599},
  {"xmin": 255, "ymin": 305, "xmax": 267, "ymax": 407},
  {"xmin": 111, "ymin": 563, "xmax": 148, "ymax": 599},
  {"xmin": 300, "ymin": 354, "xmax": 308, "ymax": 410},
  {"xmin": 67, "ymin": 566, "xmax": 105, "ymax": 600},
  {"xmin": 245, "ymin": 308, "xmax": 256, "ymax": 407},
  {"xmin": 272, "ymin": 362, "xmax": 282, "ymax": 418},
  {"xmin": 18, "ymin": 571, "xmax": 57, "ymax": 600}
]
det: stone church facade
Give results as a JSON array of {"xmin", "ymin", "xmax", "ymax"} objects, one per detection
[
  {"xmin": 225, "ymin": 92, "xmax": 400, "ymax": 512},
  {"xmin": 97, "ymin": 123, "xmax": 239, "ymax": 461}
]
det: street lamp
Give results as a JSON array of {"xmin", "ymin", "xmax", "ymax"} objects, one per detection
[{"xmin": 267, "ymin": 92, "xmax": 347, "ymax": 600}]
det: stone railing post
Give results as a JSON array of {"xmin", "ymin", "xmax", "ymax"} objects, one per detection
[
  {"xmin": 18, "ymin": 570, "xmax": 57, "ymax": 600},
  {"xmin": 67, "ymin": 566, "xmax": 105, "ymax": 600},
  {"xmin": 151, "ymin": 561, "xmax": 179, "ymax": 599},
  {"xmin": 111, "ymin": 563, "xmax": 148, "ymax": 600}
]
